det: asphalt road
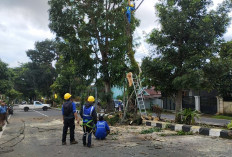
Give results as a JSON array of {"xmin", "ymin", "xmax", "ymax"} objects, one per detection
[{"xmin": 0, "ymin": 105, "xmax": 232, "ymax": 157}]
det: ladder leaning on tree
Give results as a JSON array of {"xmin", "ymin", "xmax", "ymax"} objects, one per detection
[{"xmin": 132, "ymin": 73, "xmax": 147, "ymax": 116}]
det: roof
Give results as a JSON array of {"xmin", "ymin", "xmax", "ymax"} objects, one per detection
[{"xmin": 140, "ymin": 87, "xmax": 162, "ymax": 99}]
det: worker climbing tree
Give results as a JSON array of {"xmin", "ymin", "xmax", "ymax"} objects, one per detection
[{"xmin": 126, "ymin": 2, "xmax": 135, "ymax": 23}]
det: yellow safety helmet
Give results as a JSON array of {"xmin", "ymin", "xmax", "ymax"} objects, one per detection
[
  {"xmin": 130, "ymin": 4, "xmax": 134, "ymax": 7},
  {"xmin": 64, "ymin": 93, "xmax": 72, "ymax": 100},
  {"xmin": 87, "ymin": 96, "xmax": 95, "ymax": 102}
]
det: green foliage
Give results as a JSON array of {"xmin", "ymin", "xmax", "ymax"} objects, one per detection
[
  {"xmin": 227, "ymin": 121, "xmax": 232, "ymax": 130},
  {"xmin": 205, "ymin": 41, "xmax": 232, "ymax": 98},
  {"xmin": 6, "ymin": 89, "xmax": 22, "ymax": 102},
  {"xmin": 177, "ymin": 131, "xmax": 193, "ymax": 136},
  {"xmin": 160, "ymin": 131, "xmax": 193, "ymax": 136},
  {"xmin": 142, "ymin": 0, "xmax": 232, "ymax": 118},
  {"xmin": 26, "ymin": 39, "xmax": 57, "ymax": 64},
  {"xmin": 48, "ymin": 0, "xmax": 140, "ymax": 109},
  {"xmin": 212, "ymin": 115, "xmax": 232, "ymax": 120},
  {"xmin": 178, "ymin": 108, "xmax": 200, "ymax": 125},
  {"xmin": 0, "ymin": 59, "xmax": 12, "ymax": 94},
  {"xmin": 140, "ymin": 127, "xmax": 162, "ymax": 134}
]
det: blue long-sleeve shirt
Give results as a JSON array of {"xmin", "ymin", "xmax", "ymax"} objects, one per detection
[
  {"xmin": 0, "ymin": 105, "xmax": 7, "ymax": 114},
  {"xmin": 62, "ymin": 101, "xmax": 76, "ymax": 119},
  {"xmin": 95, "ymin": 120, "xmax": 110, "ymax": 139},
  {"xmin": 126, "ymin": 6, "xmax": 135, "ymax": 14}
]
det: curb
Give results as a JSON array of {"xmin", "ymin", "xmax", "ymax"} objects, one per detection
[{"xmin": 145, "ymin": 121, "xmax": 232, "ymax": 139}]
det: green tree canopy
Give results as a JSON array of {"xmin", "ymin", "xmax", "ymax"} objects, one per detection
[
  {"xmin": 0, "ymin": 59, "xmax": 12, "ymax": 94},
  {"xmin": 141, "ymin": 0, "xmax": 232, "ymax": 121},
  {"xmin": 203, "ymin": 40, "xmax": 232, "ymax": 99},
  {"xmin": 48, "ymin": 0, "xmax": 139, "ymax": 109}
]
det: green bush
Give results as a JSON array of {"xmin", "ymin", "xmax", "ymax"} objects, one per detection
[
  {"xmin": 140, "ymin": 127, "xmax": 162, "ymax": 134},
  {"xmin": 177, "ymin": 130, "xmax": 193, "ymax": 135},
  {"xmin": 228, "ymin": 121, "xmax": 232, "ymax": 130},
  {"xmin": 178, "ymin": 108, "xmax": 200, "ymax": 125}
]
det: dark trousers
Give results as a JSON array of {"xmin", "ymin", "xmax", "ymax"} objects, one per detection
[
  {"xmin": 83, "ymin": 126, "xmax": 93, "ymax": 146},
  {"xmin": 62, "ymin": 118, "xmax": 75, "ymax": 142},
  {"xmin": 4, "ymin": 113, "xmax": 9, "ymax": 124}
]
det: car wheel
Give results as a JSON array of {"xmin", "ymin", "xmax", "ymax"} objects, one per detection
[
  {"xmin": 43, "ymin": 106, "xmax": 48, "ymax": 111},
  {"xmin": 24, "ymin": 107, "xmax": 29, "ymax": 112}
]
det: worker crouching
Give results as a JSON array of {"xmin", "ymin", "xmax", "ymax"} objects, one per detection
[{"xmin": 94, "ymin": 114, "xmax": 110, "ymax": 140}]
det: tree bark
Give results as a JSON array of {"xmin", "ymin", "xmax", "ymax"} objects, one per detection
[
  {"xmin": 104, "ymin": 80, "xmax": 114, "ymax": 112},
  {"xmin": 175, "ymin": 90, "xmax": 182, "ymax": 123}
]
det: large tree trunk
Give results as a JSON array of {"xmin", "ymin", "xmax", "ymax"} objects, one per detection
[
  {"xmin": 104, "ymin": 80, "xmax": 114, "ymax": 112},
  {"xmin": 175, "ymin": 90, "xmax": 182, "ymax": 123}
]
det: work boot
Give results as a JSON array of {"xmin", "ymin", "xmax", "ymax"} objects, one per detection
[
  {"xmin": 87, "ymin": 144, "xmax": 93, "ymax": 148},
  {"xmin": 62, "ymin": 142, "xmax": 66, "ymax": 145},
  {"xmin": 70, "ymin": 140, "xmax": 78, "ymax": 145}
]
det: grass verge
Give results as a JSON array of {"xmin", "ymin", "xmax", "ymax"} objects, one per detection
[{"xmin": 212, "ymin": 115, "xmax": 232, "ymax": 120}]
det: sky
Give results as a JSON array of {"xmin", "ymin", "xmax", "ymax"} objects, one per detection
[{"xmin": 0, "ymin": 0, "xmax": 231, "ymax": 67}]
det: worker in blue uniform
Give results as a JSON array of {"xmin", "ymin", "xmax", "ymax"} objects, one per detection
[
  {"xmin": 62, "ymin": 93, "xmax": 79, "ymax": 145},
  {"xmin": 95, "ymin": 114, "xmax": 110, "ymax": 140},
  {"xmin": 126, "ymin": 3, "xmax": 135, "ymax": 23},
  {"xmin": 80, "ymin": 96, "xmax": 97, "ymax": 147}
]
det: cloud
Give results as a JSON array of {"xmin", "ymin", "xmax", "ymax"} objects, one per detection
[
  {"xmin": 0, "ymin": 0, "xmax": 54, "ymax": 68},
  {"xmin": 135, "ymin": 0, "xmax": 159, "ymax": 33}
]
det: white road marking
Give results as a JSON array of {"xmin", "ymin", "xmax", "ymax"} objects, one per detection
[
  {"xmin": 33, "ymin": 110, "xmax": 49, "ymax": 117},
  {"xmin": 0, "ymin": 115, "xmax": 11, "ymax": 139}
]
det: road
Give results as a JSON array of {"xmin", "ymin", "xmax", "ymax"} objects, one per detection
[{"xmin": 0, "ymin": 105, "xmax": 232, "ymax": 157}]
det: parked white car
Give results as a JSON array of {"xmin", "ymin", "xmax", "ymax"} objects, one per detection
[{"xmin": 19, "ymin": 101, "xmax": 51, "ymax": 112}]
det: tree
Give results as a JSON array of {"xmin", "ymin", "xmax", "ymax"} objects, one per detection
[
  {"xmin": 0, "ymin": 59, "xmax": 12, "ymax": 94},
  {"xmin": 203, "ymin": 40, "xmax": 232, "ymax": 99},
  {"xmin": 13, "ymin": 64, "xmax": 38, "ymax": 101},
  {"xmin": 48, "ymin": 0, "xmax": 139, "ymax": 110},
  {"xmin": 19, "ymin": 39, "xmax": 58, "ymax": 100},
  {"xmin": 141, "ymin": 0, "xmax": 232, "ymax": 122},
  {"xmin": 26, "ymin": 39, "xmax": 58, "ymax": 64}
]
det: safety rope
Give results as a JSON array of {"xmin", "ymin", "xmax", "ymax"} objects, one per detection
[{"xmin": 135, "ymin": 0, "xmax": 145, "ymax": 12}]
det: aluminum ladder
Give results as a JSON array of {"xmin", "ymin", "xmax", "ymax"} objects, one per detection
[{"xmin": 132, "ymin": 75, "xmax": 147, "ymax": 116}]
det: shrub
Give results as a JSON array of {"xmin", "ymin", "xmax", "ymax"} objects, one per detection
[
  {"xmin": 178, "ymin": 108, "xmax": 200, "ymax": 125},
  {"xmin": 140, "ymin": 127, "xmax": 162, "ymax": 134},
  {"xmin": 152, "ymin": 105, "xmax": 163, "ymax": 120},
  {"xmin": 177, "ymin": 130, "xmax": 193, "ymax": 135},
  {"xmin": 228, "ymin": 121, "xmax": 232, "ymax": 130}
]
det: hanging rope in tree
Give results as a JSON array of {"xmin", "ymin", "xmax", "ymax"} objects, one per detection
[{"xmin": 135, "ymin": 0, "xmax": 145, "ymax": 12}]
